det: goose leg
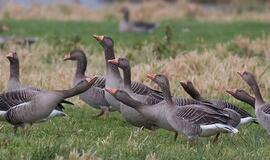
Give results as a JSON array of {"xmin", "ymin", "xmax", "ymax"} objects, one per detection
[
  {"xmin": 174, "ymin": 132, "xmax": 178, "ymax": 141},
  {"xmin": 94, "ymin": 109, "xmax": 105, "ymax": 117},
  {"xmin": 213, "ymin": 133, "xmax": 220, "ymax": 143}
]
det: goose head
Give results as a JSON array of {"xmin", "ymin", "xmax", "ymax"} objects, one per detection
[
  {"xmin": 108, "ymin": 58, "xmax": 129, "ymax": 70},
  {"xmin": 147, "ymin": 73, "xmax": 170, "ymax": 89},
  {"xmin": 63, "ymin": 49, "xmax": 86, "ymax": 61},
  {"xmin": 237, "ymin": 71, "xmax": 256, "ymax": 87},
  {"xmin": 226, "ymin": 88, "xmax": 249, "ymax": 98},
  {"xmin": 93, "ymin": 35, "xmax": 114, "ymax": 49},
  {"xmin": 6, "ymin": 51, "xmax": 18, "ymax": 64}
]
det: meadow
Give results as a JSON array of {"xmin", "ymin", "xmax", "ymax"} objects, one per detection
[{"xmin": 1, "ymin": 19, "xmax": 270, "ymax": 159}]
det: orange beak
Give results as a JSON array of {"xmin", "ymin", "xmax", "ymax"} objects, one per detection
[
  {"xmin": 146, "ymin": 73, "xmax": 156, "ymax": 80},
  {"xmin": 237, "ymin": 71, "xmax": 246, "ymax": 76},
  {"xmin": 108, "ymin": 58, "xmax": 119, "ymax": 65},
  {"xmin": 85, "ymin": 75, "xmax": 98, "ymax": 84},
  {"xmin": 6, "ymin": 51, "xmax": 14, "ymax": 59},
  {"xmin": 93, "ymin": 35, "xmax": 104, "ymax": 42},
  {"xmin": 105, "ymin": 88, "xmax": 118, "ymax": 95},
  {"xmin": 63, "ymin": 53, "xmax": 71, "ymax": 61}
]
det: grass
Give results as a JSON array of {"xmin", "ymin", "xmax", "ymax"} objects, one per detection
[{"xmin": 1, "ymin": 19, "xmax": 270, "ymax": 159}]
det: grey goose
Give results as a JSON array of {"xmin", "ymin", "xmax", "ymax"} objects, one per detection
[
  {"xmin": 119, "ymin": 7, "xmax": 159, "ymax": 33},
  {"xmin": 107, "ymin": 74, "xmax": 238, "ymax": 140},
  {"xmin": 93, "ymin": 35, "xmax": 163, "ymax": 112},
  {"xmin": 179, "ymin": 80, "xmax": 256, "ymax": 126},
  {"xmin": 5, "ymin": 51, "xmax": 70, "ymax": 120},
  {"xmin": 107, "ymin": 58, "xmax": 160, "ymax": 130},
  {"xmin": 64, "ymin": 49, "xmax": 111, "ymax": 117},
  {"xmin": 2, "ymin": 76, "xmax": 97, "ymax": 133},
  {"xmin": 238, "ymin": 71, "xmax": 270, "ymax": 135}
]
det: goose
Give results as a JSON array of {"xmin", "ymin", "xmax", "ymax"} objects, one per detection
[
  {"xmin": 2, "ymin": 76, "xmax": 97, "ymax": 133},
  {"xmin": 179, "ymin": 80, "xmax": 256, "ymax": 126},
  {"xmin": 107, "ymin": 58, "xmax": 160, "ymax": 130},
  {"xmin": 93, "ymin": 35, "xmax": 163, "ymax": 112},
  {"xmin": 119, "ymin": 7, "xmax": 159, "ymax": 33},
  {"xmin": 5, "ymin": 51, "xmax": 70, "ymax": 120},
  {"xmin": 238, "ymin": 71, "xmax": 270, "ymax": 135},
  {"xmin": 64, "ymin": 49, "xmax": 111, "ymax": 117},
  {"xmin": 106, "ymin": 74, "xmax": 238, "ymax": 140},
  {"xmin": 226, "ymin": 89, "xmax": 255, "ymax": 108}
]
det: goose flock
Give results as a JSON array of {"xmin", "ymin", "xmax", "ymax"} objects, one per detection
[{"xmin": 0, "ymin": 34, "xmax": 269, "ymax": 142}]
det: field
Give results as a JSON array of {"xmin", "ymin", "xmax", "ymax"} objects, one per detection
[{"xmin": 1, "ymin": 19, "xmax": 270, "ymax": 159}]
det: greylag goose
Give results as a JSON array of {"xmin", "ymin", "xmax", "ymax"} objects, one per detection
[
  {"xmin": 226, "ymin": 89, "xmax": 255, "ymax": 108},
  {"xmin": 119, "ymin": 7, "xmax": 159, "ymax": 33},
  {"xmin": 107, "ymin": 58, "xmax": 160, "ymax": 130},
  {"xmin": 106, "ymin": 75, "xmax": 238, "ymax": 140},
  {"xmin": 3, "ymin": 76, "xmax": 97, "ymax": 133},
  {"xmin": 179, "ymin": 80, "xmax": 255, "ymax": 126},
  {"xmin": 5, "ymin": 51, "xmax": 70, "ymax": 120},
  {"xmin": 93, "ymin": 35, "xmax": 163, "ymax": 112},
  {"xmin": 238, "ymin": 71, "xmax": 270, "ymax": 135},
  {"xmin": 64, "ymin": 49, "xmax": 111, "ymax": 117}
]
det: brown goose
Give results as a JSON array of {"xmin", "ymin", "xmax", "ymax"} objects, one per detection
[
  {"xmin": 3, "ymin": 76, "xmax": 97, "ymax": 133},
  {"xmin": 64, "ymin": 49, "xmax": 111, "ymax": 117},
  {"xmin": 106, "ymin": 74, "xmax": 238, "ymax": 140},
  {"xmin": 226, "ymin": 89, "xmax": 255, "ymax": 108},
  {"xmin": 238, "ymin": 71, "xmax": 270, "ymax": 135},
  {"xmin": 107, "ymin": 58, "xmax": 159, "ymax": 130},
  {"xmin": 93, "ymin": 35, "xmax": 163, "ymax": 112},
  {"xmin": 179, "ymin": 80, "xmax": 255, "ymax": 126},
  {"xmin": 5, "ymin": 51, "xmax": 71, "ymax": 120},
  {"xmin": 119, "ymin": 7, "xmax": 159, "ymax": 33}
]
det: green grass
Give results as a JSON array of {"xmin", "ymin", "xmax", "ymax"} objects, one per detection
[
  {"xmin": 0, "ymin": 102, "xmax": 268, "ymax": 160},
  {"xmin": 1, "ymin": 19, "xmax": 270, "ymax": 159},
  {"xmin": 1, "ymin": 19, "xmax": 270, "ymax": 50}
]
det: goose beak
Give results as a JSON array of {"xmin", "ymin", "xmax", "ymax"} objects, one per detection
[
  {"xmin": 226, "ymin": 89, "xmax": 237, "ymax": 95},
  {"xmin": 179, "ymin": 80, "xmax": 188, "ymax": 86},
  {"xmin": 93, "ymin": 35, "xmax": 104, "ymax": 42},
  {"xmin": 63, "ymin": 53, "xmax": 71, "ymax": 61},
  {"xmin": 108, "ymin": 58, "xmax": 119, "ymax": 65},
  {"xmin": 86, "ymin": 75, "xmax": 98, "ymax": 84},
  {"xmin": 146, "ymin": 73, "xmax": 156, "ymax": 80},
  {"xmin": 105, "ymin": 88, "xmax": 118, "ymax": 95},
  {"xmin": 237, "ymin": 71, "xmax": 246, "ymax": 76},
  {"xmin": 6, "ymin": 51, "xmax": 14, "ymax": 59}
]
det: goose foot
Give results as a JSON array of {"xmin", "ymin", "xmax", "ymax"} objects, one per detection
[
  {"xmin": 174, "ymin": 132, "xmax": 178, "ymax": 141},
  {"xmin": 213, "ymin": 133, "xmax": 220, "ymax": 143},
  {"xmin": 94, "ymin": 106, "xmax": 110, "ymax": 118}
]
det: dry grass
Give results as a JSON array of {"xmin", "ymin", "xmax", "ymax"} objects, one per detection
[
  {"xmin": 1, "ymin": 35, "xmax": 270, "ymax": 102},
  {"xmin": 1, "ymin": 0, "xmax": 270, "ymax": 22}
]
